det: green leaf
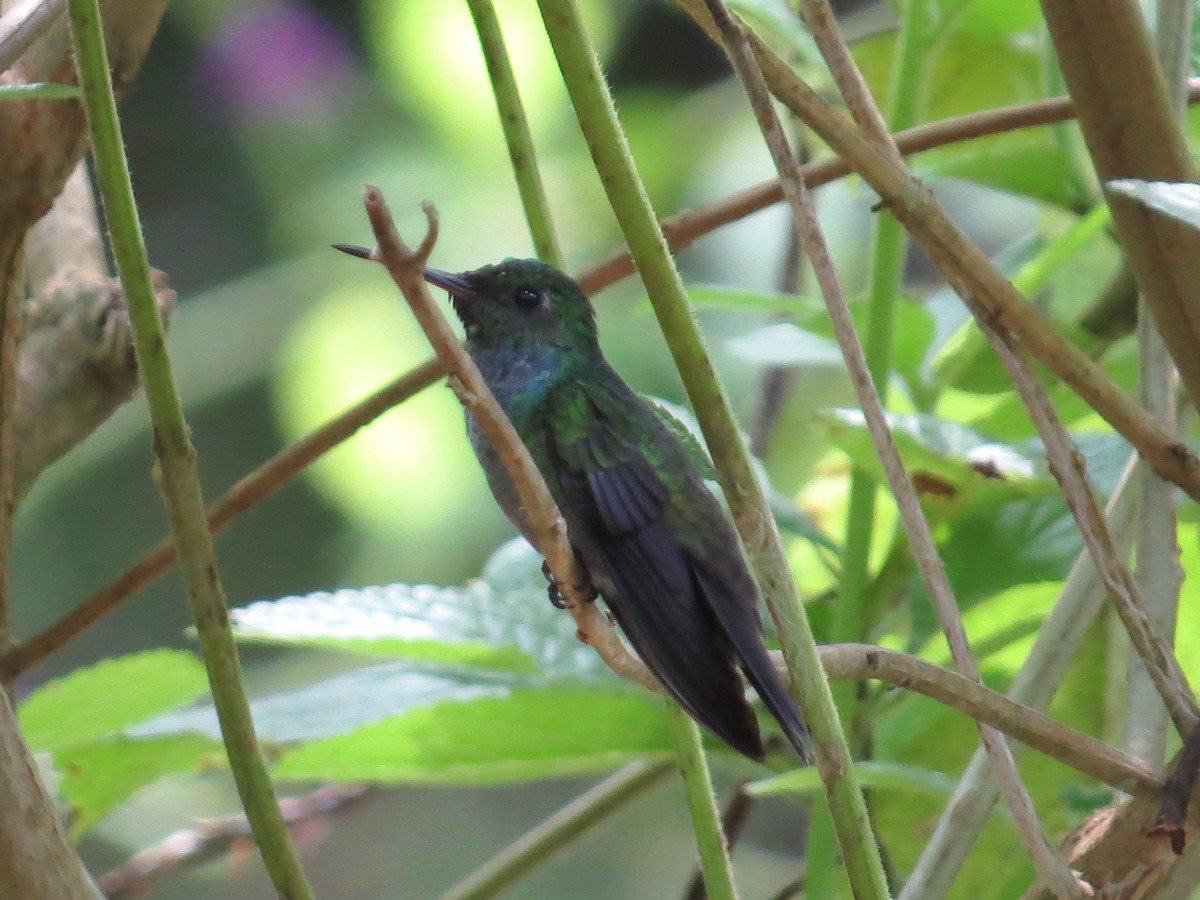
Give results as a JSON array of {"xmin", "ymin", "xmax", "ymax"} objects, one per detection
[
  {"xmin": 913, "ymin": 581, "xmax": 1060, "ymax": 675},
  {"xmin": 910, "ymin": 500, "xmax": 1080, "ymax": 635},
  {"xmin": 747, "ymin": 760, "xmax": 957, "ymax": 799},
  {"xmin": 1107, "ymin": 179, "xmax": 1200, "ymax": 230},
  {"xmin": 229, "ymin": 538, "xmax": 610, "ymax": 681},
  {"xmin": 134, "ymin": 661, "xmax": 564, "ymax": 745},
  {"xmin": 57, "ymin": 735, "xmax": 217, "ymax": 836},
  {"xmin": 927, "ymin": 0, "xmax": 1042, "ymax": 38},
  {"xmin": 20, "ymin": 649, "xmax": 208, "ymax": 751},
  {"xmin": 855, "ymin": 29, "xmax": 1069, "ymax": 206},
  {"xmin": 274, "ymin": 688, "xmax": 672, "ymax": 784},
  {"xmin": 229, "ymin": 582, "xmax": 538, "ymax": 673},
  {"xmin": 726, "ymin": 323, "xmax": 846, "ymax": 367},
  {"xmin": 819, "ymin": 409, "xmax": 1055, "ymax": 510}
]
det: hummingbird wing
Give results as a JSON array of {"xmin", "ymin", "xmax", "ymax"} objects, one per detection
[{"xmin": 544, "ymin": 370, "xmax": 808, "ymax": 761}]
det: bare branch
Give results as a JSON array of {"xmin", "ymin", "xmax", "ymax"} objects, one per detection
[{"xmin": 98, "ymin": 785, "xmax": 375, "ymax": 900}]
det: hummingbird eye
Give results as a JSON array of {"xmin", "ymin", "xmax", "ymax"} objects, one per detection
[{"xmin": 513, "ymin": 286, "xmax": 543, "ymax": 310}]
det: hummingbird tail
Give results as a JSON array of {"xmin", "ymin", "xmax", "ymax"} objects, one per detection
[{"xmin": 694, "ymin": 567, "xmax": 813, "ymax": 763}]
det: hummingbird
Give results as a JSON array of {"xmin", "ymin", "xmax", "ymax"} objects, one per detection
[{"xmin": 423, "ymin": 257, "xmax": 810, "ymax": 762}]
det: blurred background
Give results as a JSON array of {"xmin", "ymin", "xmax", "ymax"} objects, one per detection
[{"xmin": 9, "ymin": 0, "xmax": 1069, "ymax": 896}]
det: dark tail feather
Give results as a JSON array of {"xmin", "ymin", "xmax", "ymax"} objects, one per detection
[
  {"xmin": 694, "ymin": 568, "xmax": 812, "ymax": 762},
  {"xmin": 587, "ymin": 528, "xmax": 767, "ymax": 760}
]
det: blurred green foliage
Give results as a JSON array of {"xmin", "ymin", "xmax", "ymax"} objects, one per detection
[{"xmin": 12, "ymin": 0, "xmax": 1200, "ymax": 898}]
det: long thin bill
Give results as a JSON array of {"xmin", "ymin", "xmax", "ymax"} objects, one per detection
[{"xmin": 423, "ymin": 268, "xmax": 475, "ymax": 298}]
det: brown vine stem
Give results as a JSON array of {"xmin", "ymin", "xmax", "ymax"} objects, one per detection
[
  {"xmin": 11, "ymin": 84, "xmax": 1200, "ymax": 683},
  {"xmin": 818, "ymin": 645, "xmax": 1161, "ymax": 801},
  {"xmin": 576, "ymin": 81, "xmax": 1200, "ymax": 293},
  {"xmin": 347, "ymin": 188, "xmax": 660, "ymax": 693},
  {"xmin": 703, "ymin": 2, "xmax": 1079, "ymax": 896}
]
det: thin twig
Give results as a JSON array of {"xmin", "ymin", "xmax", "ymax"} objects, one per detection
[
  {"xmin": 816, "ymin": 644, "xmax": 1162, "ymax": 801},
  {"xmin": 703, "ymin": 3, "xmax": 1080, "ymax": 895},
  {"xmin": 465, "ymin": 0, "xmax": 563, "ymax": 268},
  {"xmin": 798, "ymin": 0, "xmax": 926, "ymax": 887},
  {"xmin": 438, "ymin": 761, "xmax": 675, "ymax": 900},
  {"xmin": 66, "ymin": 0, "xmax": 314, "ymax": 895},
  {"xmin": 995, "ymin": 334, "xmax": 1197, "ymax": 734},
  {"xmin": 352, "ymin": 188, "xmax": 658, "ymax": 692},
  {"xmin": 0, "ymin": 236, "xmax": 19, "ymax": 651},
  {"xmin": 1148, "ymin": 721, "xmax": 1200, "ymax": 855},
  {"xmin": 99, "ymin": 785, "xmax": 375, "ymax": 900}
]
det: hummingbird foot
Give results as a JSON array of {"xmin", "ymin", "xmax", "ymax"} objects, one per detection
[{"xmin": 540, "ymin": 560, "xmax": 598, "ymax": 609}]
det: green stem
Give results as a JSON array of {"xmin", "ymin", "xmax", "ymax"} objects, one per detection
[
  {"xmin": 466, "ymin": 0, "xmax": 563, "ymax": 269},
  {"xmin": 438, "ymin": 760, "xmax": 675, "ymax": 900},
  {"xmin": 665, "ymin": 703, "xmax": 739, "ymax": 900},
  {"xmin": 0, "ymin": 83, "xmax": 81, "ymax": 101},
  {"xmin": 65, "ymin": 3, "xmax": 315, "ymax": 899},
  {"xmin": 538, "ymin": 3, "xmax": 884, "ymax": 897}
]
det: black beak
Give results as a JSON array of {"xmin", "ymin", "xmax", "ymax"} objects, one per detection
[{"xmin": 423, "ymin": 268, "xmax": 476, "ymax": 298}]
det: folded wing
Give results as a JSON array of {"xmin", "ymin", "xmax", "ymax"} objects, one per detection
[{"xmin": 543, "ymin": 370, "xmax": 809, "ymax": 761}]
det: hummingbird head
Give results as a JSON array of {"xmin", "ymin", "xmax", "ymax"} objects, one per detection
[{"xmin": 424, "ymin": 258, "xmax": 599, "ymax": 354}]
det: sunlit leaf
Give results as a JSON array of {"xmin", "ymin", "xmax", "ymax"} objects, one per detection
[
  {"xmin": 57, "ymin": 735, "xmax": 217, "ymax": 836},
  {"xmin": 230, "ymin": 583, "xmax": 539, "ymax": 673},
  {"xmin": 727, "ymin": 323, "xmax": 846, "ymax": 368},
  {"xmin": 228, "ymin": 540, "xmax": 607, "ymax": 681},
  {"xmin": 20, "ymin": 650, "xmax": 208, "ymax": 752},
  {"xmin": 133, "ymin": 662, "xmax": 543, "ymax": 744},
  {"xmin": 911, "ymin": 500, "xmax": 1080, "ymax": 637},
  {"xmin": 855, "ymin": 27, "xmax": 1072, "ymax": 206},
  {"xmin": 819, "ymin": 409, "xmax": 1054, "ymax": 509},
  {"xmin": 927, "ymin": 0, "xmax": 1042, "ymax": 38},
  {"xmin": 274, "ymin": 688, "xmax": 672, "ymax": 784}
]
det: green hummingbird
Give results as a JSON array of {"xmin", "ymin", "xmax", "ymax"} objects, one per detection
[{"xmin": 423, "ymin": 257, "xmax": 810, "ymax": 762}]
